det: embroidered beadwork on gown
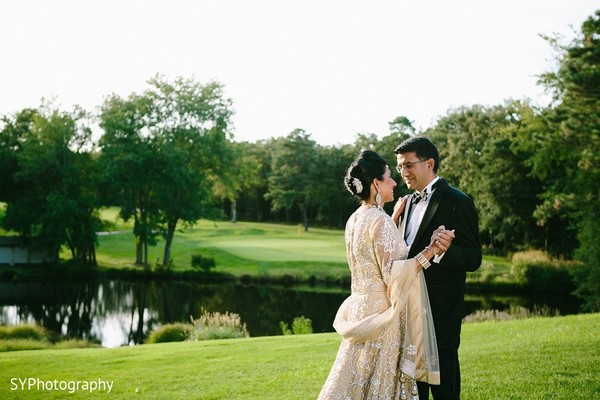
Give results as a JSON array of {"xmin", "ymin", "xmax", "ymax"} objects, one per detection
[{"xmin": 317, "ymin": 206, "xmax": 440, "ymax": 400}]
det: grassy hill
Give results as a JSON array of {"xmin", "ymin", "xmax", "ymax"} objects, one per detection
[
  {"xmin": 0, "ymin": 313, "xmax": 598, "ymax": 399},
  {"xmin": 94, "ymin": 218, "xmax": 350, "ymax": 282},
  {"xmin": 91, "ymin": 212, "xmax": 520, "ymax": 285}
]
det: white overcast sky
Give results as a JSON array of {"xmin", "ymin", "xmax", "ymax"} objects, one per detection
[{"xmin": 1, "ymin": 1, "xmax": 597, "ymax": 146}]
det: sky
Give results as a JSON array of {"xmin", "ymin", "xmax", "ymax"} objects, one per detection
[{"xmin": 1, "ymin": 1, "xmax": 598, "ymax": 146}]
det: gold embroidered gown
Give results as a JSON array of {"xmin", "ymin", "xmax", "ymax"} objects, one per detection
[{"xmin": 317, "ymin": 205, "xmax": 440, "ymax": 400}]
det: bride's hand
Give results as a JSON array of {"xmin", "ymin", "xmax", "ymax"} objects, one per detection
[
  {"xmin": 430, "ymin": 226, "xmax": 444, "ymax": 245},
  {"xmin": 392, "ymin": 195, "xmax": 409, "ymax": 226}
]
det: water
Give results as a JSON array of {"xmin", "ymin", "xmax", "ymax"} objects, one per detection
[{"xmin": 0, "ymin": 279, "xmax": 581, "ymax": 347}]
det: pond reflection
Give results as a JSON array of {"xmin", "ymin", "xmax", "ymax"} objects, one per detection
[{"xmin": 0, "ymin": 280, "xmax": 581, "ymax": 348}]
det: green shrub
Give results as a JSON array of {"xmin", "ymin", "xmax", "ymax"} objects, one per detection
[
  {"xmin": 280, "ymin": 316, "xmax": 313, "ymax": 335},
  {"xmin": 153, "ymin": 257, "xmax": 173, "ymax": 274},
  {"xmin": 572, "ymin": 262, "xmax": 600, "ymax": 312},
  {"xmin": 510, "ymin": 250, "xmax": 576, "ymax": 293},
  {"xmin": 188, "ymin": 308, "xmax": 249, "ymax": 340},
  {"xmin": 146, "ymin": 323, "xmax": 193, "ymax": 344},
  {"xmin": 191, "ymin": 254, "xmax": 216, "ymax": 273},
  {"xmin": 463, "ymin": 305, "xmax": 560, "ymax": 323},
  {"xmin": 0, "ymin": 324, "xmax": 102, "ymax": 352},
  {"xmin": 0, "ymin": 324, "xmax": 47, "ymax": 341},
  {"xmin": 475, "ymin": 261, "xmax": 496, "ymax": 283},
  {"xmin": 0, "ymin": 339, "xmax": 51, "ymax": 352},
  {"xmin": 0, "ymin": 269, "xmax": 17, "ymax": 281},
  {"xmin": 52, "ymin": 339, "xmax": 102, "ymax": 349},
  {"xmin": 511, "ymin": 250, "xmax": 551, "ymax": 264}
]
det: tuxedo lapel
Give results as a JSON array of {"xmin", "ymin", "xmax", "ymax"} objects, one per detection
[{"xmin": 412, "ymin": 179, "xmax": 448, "ymax": 251}]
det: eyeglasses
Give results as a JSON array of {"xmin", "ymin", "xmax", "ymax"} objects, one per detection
[{"xmin": 396, "ymin": 160, "xmax": 427, "ymax": 173}]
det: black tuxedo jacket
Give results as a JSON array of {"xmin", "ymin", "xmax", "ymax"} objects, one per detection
[
  {"xmin": 400, "ymin": 178, "xmax": 482, "ymax": 347},
  {"xmin": 402, "ymin": 178, "xmax": 481, "ymax": 281}
]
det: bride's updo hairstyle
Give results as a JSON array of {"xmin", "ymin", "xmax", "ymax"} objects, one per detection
[{"xmin": 344, "ymin": 149, "xmax": 387, "ymax": 202}]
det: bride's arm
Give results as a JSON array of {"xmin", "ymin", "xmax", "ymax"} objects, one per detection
[
  {"xmin": 410, "ymin": 229, "xmax": 445, "ymax": 272},
  {"xmin": 392, "ymin": 195, "xmax": 409, "ymax": 226},
  {"xmin": 370, "ymin": 215, "xmax": 404, "ymax": 285}
]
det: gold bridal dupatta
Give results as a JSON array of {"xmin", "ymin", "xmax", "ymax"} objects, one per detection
[{"xmin": 332, "ymin": 258, "xmax": 440, "ymax": 385}]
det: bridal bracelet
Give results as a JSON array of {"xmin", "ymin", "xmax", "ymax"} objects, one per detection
[{"xmin": 415, "ymin": 252, "xmax": 431, "ymax": 269}]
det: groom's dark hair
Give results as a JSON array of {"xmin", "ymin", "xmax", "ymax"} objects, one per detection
[{"xmin": 394, "ymin": 136, "xmax": 440, "ymax": 173}]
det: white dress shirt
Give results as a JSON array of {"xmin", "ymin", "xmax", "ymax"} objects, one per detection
[{"xmin": 405, "ymin": 177, "xmax": 441, "ymax": 256}]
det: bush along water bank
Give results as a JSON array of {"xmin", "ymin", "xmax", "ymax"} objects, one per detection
[
  {"xmin": 146, "ymin": 309, "xmax": 249, "ymax": 344},
  {"xmin": 0, "ymin": 324, "xmax": 101, "ymax": 352}
]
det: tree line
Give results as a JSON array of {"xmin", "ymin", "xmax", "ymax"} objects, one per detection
[{"xmin": 1, "ymin": 11, "xmax": 598, "ymax": 308}]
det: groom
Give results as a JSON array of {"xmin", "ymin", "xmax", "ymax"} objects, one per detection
[{"xmin": 394, "ymin": 136, "xmax": 482, "ymax": 400}]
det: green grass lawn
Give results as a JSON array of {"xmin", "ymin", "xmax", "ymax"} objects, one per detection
[
  {"xmin": 0, "ymin": 313, "xmax": 598, "ymax": 399},
  {"xmin": 94, "ymin": 218, "xmax": 350, "ymax": 281},
  {"xmin": 97, "ymin": 218, "xmax": 346, "ymax": 263},
  {"xmin": 93, "ymin": 210, "xmax": 514, "ymax": 284}
]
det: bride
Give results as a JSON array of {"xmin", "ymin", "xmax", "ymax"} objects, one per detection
[{"xmin": 317, "ymin": 150, "xmax": 454, "ymax": 400}]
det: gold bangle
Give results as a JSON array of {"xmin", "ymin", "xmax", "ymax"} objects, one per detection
[{"xmin": 416, "ymin": 252, "xmax": 431, "ymax": 269}]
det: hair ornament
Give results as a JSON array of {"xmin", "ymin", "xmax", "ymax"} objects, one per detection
[{"xmin": 353, "ymin": 178, "xmax": 363, "ymax": 194}]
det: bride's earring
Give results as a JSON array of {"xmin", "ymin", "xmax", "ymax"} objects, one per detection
[{"xmin": 375, "ymin": 188, "xmax": 382, "ymax": 208}]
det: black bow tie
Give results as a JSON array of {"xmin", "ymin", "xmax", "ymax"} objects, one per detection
[
  {"xmin": 412, "ymin": 180, "xmax": 441, "ymax": 205},
  {"xmin": 412, "ymin": 189, "xmax": 428, "ymax": 205}
]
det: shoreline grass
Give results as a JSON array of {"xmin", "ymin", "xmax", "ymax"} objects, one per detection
[{"xmin": 0, "ymin": 313, "xmax": 598, "ymax": 399}]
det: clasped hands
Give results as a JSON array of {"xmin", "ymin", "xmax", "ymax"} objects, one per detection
[{"xmin": 429, "ymin": 225, "xmax": 455, "ymax": 255}]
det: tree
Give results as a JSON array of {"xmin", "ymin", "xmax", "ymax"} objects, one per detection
[
  {"xmin": 265, "ymin": 129, "xmax": 318, "ymax": 231},
  {"xmin": 227, "ymin": 140, "xmax": 273, "ymax": 222},
  {"xmin": 98, "ymin": 93, "xmax": 160, "ymax": 266},
  {"xmin": 144, "ymin": 76, "xmax": 233, "ymax": 267},
  {"xmin": 310, "ymin": 143, "xmax": 357, "ymax": 228},
  {"xmin": 0, "ymin": 108, "xmax": 37, "ymax": 203},
  {"xmin": 388, "ymin": 115, "xmax": 416, "ymax": 136},
  {"xmin": 98, "ymin": 76, "xmax": 234, "ymax": 267},
  {"xmin": 424, "ymin": 102, "xmax": 546, "ymax": 253},
  {"xmin": 1, "ymin": 104, "xmax": 99, "ymax": 264},
  {"xmin": 213, "ymin": 140, "xmax": 264, "ymax": 223},
  {"xmin": 531, "ymin": 11, "xmax": 600, "ymax": 310}
]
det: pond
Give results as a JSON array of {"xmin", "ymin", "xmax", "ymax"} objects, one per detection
[{"xmin": 0, "ymin": 279, "xmax": 581, "ymax": 348}]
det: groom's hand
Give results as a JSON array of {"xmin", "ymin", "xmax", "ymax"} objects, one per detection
[{"xmin": 434, "ymin": 229, "xmax": 455, "ymax": 253}]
